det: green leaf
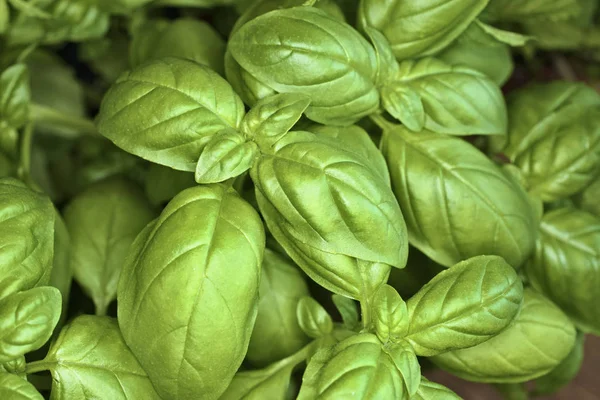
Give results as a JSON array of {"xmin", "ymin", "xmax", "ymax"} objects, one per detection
[
  {"xmin": 483, "ymin": 0, "xmax": 581, "ymax": 23},
  {"xmin": 525, "ymin": 207, "xmax": 600, "ymax": 335},
  {"xmin": 39, "ymin": 315, "xmax": 161, "ymax": 399},
  {"xmin": 0, "ymin": 286, "xmax": 61, "ymax": 363},
  {"xmin": 437, "ymin": 21, "xmax": 513, "ymax": 86},
  {"xmin": 64, "ymin": 178, "xmax": 155, "ymax": 316},
  {"xmin": 431, "ymin": 288, "xmax": 577, "ymax": 383},
  {"xmin": 574, "ymin": 177, "xmax": 600, "ymax": 217},
  {"xmin": 144, "ymin": 163, "xmax": 196, "ymax": 207},
  {"xmin": 220, "ymin": 345, "xmax": 309, "ymax": 400},
  {"xmin": 298, "ymin": 333, "xmax": 421, "ymax": 400},
  {"xmin": 118, "ymin": 184, "xmax": 265, "ymax": 400},
  {"xmin": 296, "ymin": 296, "xmax": 333, "ymax": 339},
  {"xmin": 246, "ymin": 249, "xmax": 310, "ymax": 367},
  {"xmin": 501, "ymin": 82, "xmax": 600, "ymax": 201},
  {"xmin": 380, "ymin": 86, "xmax": 425, "ymax": 132},
  {"xmin": 332, "ymin": 294, "xmax": 359, "ymax": 330},
  {"xmin": 0, "ymin": 63, "xmax": 30, "ymax": 129},
  {"xmin": 130, "ymin": 18, "xmax": 226, "ymax": 75},
  {"xmin": 387, "ymin": 58, "xmax": 507, "ymax": 135},
  {"xmin": 228, "ymin": 7, "xmax": 379, "ymax": 126},
  {"xmin": 0, "ymin": 372, "xmax": 43, "ymax": 400},
  {"xmin": 0, "ymin": 0, "xmax": 8, "ymax": 34},
  {"xmin": 533, "ymin": 331, "xmax": 585, "ymax": 395},
  {"xmin": 241, "ymin": 93, "xmax": 311, "ymax": 145},
  {"xmin": 475, "ymin": 20, "xmax": 532, "ymax": 46},
  {"xmin": 412, "ymin": 378, "xmax": 461, "ymax": 400},
  {"xmin": 406, "ymin": 255, "xmax": 523, "ymax": 357},
  {"xmin": 195, "ymin": 130, "xmax": 258, "ymax": 184},
  {"xmin": 372, "ymin": 284, "xmax": 408, "ymax": 343},
  {"xmin": 363, "ymin": 26, "xmax": 399, "ymax": 86},
  {"xmin": 49, "ymin": 212, "xmax": 72, "ymax": 330},
  {"xmin": 358, "ymin": 0, "xmax": 488, "ymax": 60},
  {"xmin": 1, "ymin": 355, "xmax": 25, "ymax": 377},
  {"xmin": 251, "ymin": 130, "xmax": 407, "ymax": 301},
  {"xmin": 380, "ymin": 124, "xmax": 537, "ymax": 268},
  {"xmin": 0, "ymin": 178, "xmax": 55, "ymax": 300},
  {"xmin": 304, "ymin": 123, "xmax": 390, "ymax": 183},
  {"xmin": 97, "ymin": 57, "xmax": 246, "ymax": 171}
]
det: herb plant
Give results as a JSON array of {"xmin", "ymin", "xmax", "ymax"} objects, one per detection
[{"xmin": 0, "ymin": 0, "xmax": 599, "ymax": 399}]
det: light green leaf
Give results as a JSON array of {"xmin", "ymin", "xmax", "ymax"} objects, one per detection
[
  {"xmin": 380, "ymin": 86, "xmax": 425, "ymax": 132},
  {"xmin": 432, "ymin": 288, "xmax": 577, "ymax": 383},
  {"xmin": 0, "ymin": 355, "xmax": 25, "ymax": 377},
  {"xmin": 298, "ymin": 333, "xmax": 421, "ymax": 400},
  {"xmin": 525, "ymin": 207, "xmax": 600, "ymax": 335},
  {"xmin": 475, "ymin": 20, "xmax": 532, "ymax": 46},
  {"xmin": 406, "ymin": 255, "xmax": 523, "ymax": 356},
  {"xmin": 0, "ymin": 178, "xmax": 55, "ymax": 300},
  {"xmin": 64, "ymin": 178, "xmax": 155, "ymax": 316},
  {"xmin": 97, "ymin": 57, "xmax": 246, "ymax": 171},
  {"xmin": 0, "ymin": 286, "xmax": 61, "ymax": 363},
  {"xmin": 412, "ymin": 378, "xmax": 461, "ymax": 400},
  {"xmin": 437, "ymin": 21, "xmax": 513, "ymax": 85},
  {"xmin": 0, "ymin": 372, "xmax": 43, "ymax": 400},
  {"xmin": 372, "ymin": 284, "xmax": 408, "ymax": 343},
  {"xmin": 241, "ymin": 93, "xmax": 311, "ymax": 145},
  {"xmin": 130, "ymin": 19, "xmax": 226, "ymax": 75},
  {"xmin": 332, "ymin": 294, "xmax": 359, "ymax": 330},
  {"xmin": 49, "ymin": 212, "xmax": 71, "ymax": 330},
  {"xmin": 228, "ymin": 7, "xmax": 379, "ymax": 126},
  {"xmin": 297, "ymin": 296, "xmax": 333, "ymax": 339},
  {"xmin": 144, "ymin": 163, "xmax": 196, "ymax": 207},
  {"xmin": 363, "ymin": 26, "xmax": 399, "ymax": 86},
  {"xmin": 246, "ymin": 249, "xmax": 310, "ymax": 367},
  {"xmin": 358, "ymin": 0, "xmax": 488, "ymax": 60},
  {"xmin": 118, "ymin": 184, "xmax": 265, "ymax": 400},
  {"xmin": 533, "ymin": 331, "xmax": 585, "ymax": 395},
  {"xmin": 252, "ymin": 130, "xmax": 407, "ymax": 300},
  {"xmin": 388, "ymin": 58, "xmax": 507, "ymax": 135},
  {"xmin": 380, "ymin": 124, "xmax": 537, "ymax": 268},
  {"xmin": 38, "ymin": 315, "xmax": 161, "ymax": 399},
  {"xmin": 0, "ymin": 63, "xmax": 30, "ymax": 129},
  {"xmin": 195, "ymin": 130, "xmax": 258, "ymax": 184}
]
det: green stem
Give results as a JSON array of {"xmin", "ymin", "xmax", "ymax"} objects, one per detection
[
  {"xmin": 95, "ymin": 301, "xmax": 108, "ymax": 317},
  {"xmin": 25, "ymin": 360, "xmax": 53, "ymax": 375},
  {"xmin": 29, "ymin": 103, "xmax": 98, "ymax": 137},
  {"xmin": 360, "ymin": 299, "xmax": 372, "ymax": 331},
  {"xmin": 17, "ymin": 122, "xmax": 33, "ymax": 180},
  {"xmin": 369, "ymin": 113, "xmax": 394, "ymax": 131}
]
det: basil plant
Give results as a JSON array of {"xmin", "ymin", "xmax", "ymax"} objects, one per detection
[{"xmin": 0, "ymin": 0, "xmax": 599, "ymax": 399}]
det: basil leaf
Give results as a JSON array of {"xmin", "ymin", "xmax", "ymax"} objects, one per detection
[
  {"xmin": 241, "ymin": 93, "xmax": 311, "ymax": 144},
  {"xmin": 118, "ymin": 184, "xmax": 265, "ymax": 400},
  {"xmin": 64, "ymin": 178, "xmax": 155, "ymax": 316},
  {"xmin": 0, "ymin": 372, "xmax": 43, "ymax": 400},
  {"xmin": 525, "ymin": 207, "xmax": 600, "ymax": 335},
  {"xmin": 49, "ymin": 212, "xmax": 72, "ymax": 330},
  {"xmin": 304, "ymin": 123, "xmax": 390, "ymax": 183},
  {"xmin": 130, "ymin": 19, "xmax": 226, "ymax": 75},
  {"xmin": 0, "ymin": 0, "xmax": 7, "ymax": 34},
  {"xmin": 533, "ymin": 331, "xmax": 585, "ymax": 395},
  {"xmin": 195, "ymin": 130, "xmax": 258, "ymax": 184},
  {"xmin": 228, "ymin": 7, "xmax": 379, "ymax": 126},
  {"xmin": 0, "ymin": 286, "xmax": 61, "ymax": 363},
  {"xmin": 381, "ymin": 124, "xmax": 537, "ymax": 268},
  {"xmin": 0, "ymin": 63, "xmax": 30, "ymax": 129},
  {"xmin": 412, "ymin": 378, "xmax": 461, "ymax": 400},
  {"xmin": 332, "ymin": 294, "xmax": 359, "ymax": 330},
  {"xmin": 97, "ymin": 57, "xmax": 246, "ymax": 171},
  {"xmin": 437, "ymin": 21, "xmax": 514, "ymax": 85},
  {"xmin": 0, "ymin": 178, "xmax": 55, "ymax": 300},
  {"xmin": 358, "ymin": 0, "xmax": 488, "ymax": 60},
  {"xmin": 363, "ymin": 26, "xmax": 399, "ymax": 86},
  {"xmin": 372, "ymin": 284, "xmax": 408, "ymax": 343},
  {"xmin": 251, "ymin": 130, "xmax": 407, "ymax": 300},
  {"xmin": 144, "ymin": 163, "xmax": 196, "ymax": 207},
  {"xmin": 298, "ymin": 333, "xmax": 420, "ymax": 400},
  {"xmin": 246, "ymin": 248, "xmax": 310, "ymax": 367},
  {"xmin": 475, "ymin": 20, "xmax": 531, "ymax": 46},
  {"xmin": 483, "ymin": 0, "xmax": 581, "ymax": 23},
  {"xmin": 431, "ymin": 288, "xmax": 577, "ymax": 383},
  {"xmin": 385, "ymin": 58, "xmax": 507, "ymax": 135},
  {"xmin": 38, "ymin": 315, "xmax": 161, "ymax": 399},
  {"xmin": 297, "ymin": 296, "xmax": 333, "ymax": 339},
  {"xmin": 405, "ymin": 255, "xmax": 523, "ymax": 356},
  {"xmin": 0, "ymin": 355, "xmax": 25, "ymax": 377},
  {"xmin": 574, "ymin": 177, "xmax": 600, "ymax": 217},
  {"xmin": 380, "ymin": 85, "xmax": 425, "ymax": 132}
]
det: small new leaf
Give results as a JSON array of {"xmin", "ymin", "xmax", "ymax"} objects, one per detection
[
  {"xmin": 0, "ymin": 63, "xmax": 30, "ymax": 129},
  {"xmin": 195, "ymin": 130, "xmax": 258, "ymax": 184},
  {"xmin": 296, "ymin": 297, "xmax": 333, "ymax": 339},
  {"xmin": 364, "ymin": 26, "xmax": 399, "ymax": 86},
  {"xmin": 380, "ymin": 85, "xmax": 425, "ymax": 132},
  {"xmin": 0, "ymin": 372, "xmax": 43, "ymax": 400},
  {"xmin": 372, "ymin": 284, "xmax": 408, "ymax": 343},
  {"xmin": 475, "ymin": 20, "xmax": 533, "ymax": 46},
  {"xmin": 332, "ymin": 294, "xmax": 359, "ymax": 330}
]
